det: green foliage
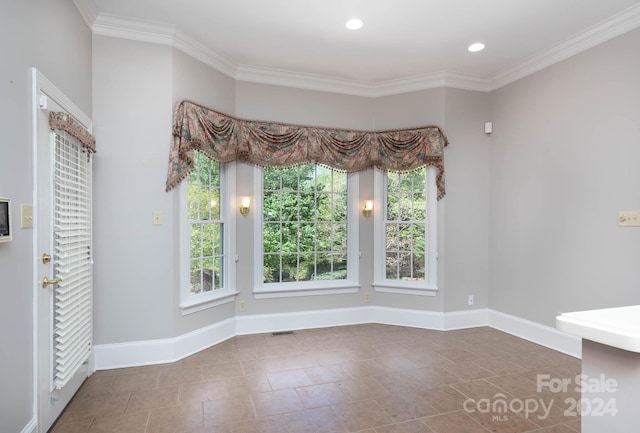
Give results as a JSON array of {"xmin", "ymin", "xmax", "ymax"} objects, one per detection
[
  {"xmin": 188, "ymin": 152, "xmax": 223, "ymax": 294},
  {"xmin": 263, "ymin": 164, "xmax": 348, "ymax": 283},
  {"xmin": 385, "ymin": 168, "xmax": 428, "ymax": 281}
]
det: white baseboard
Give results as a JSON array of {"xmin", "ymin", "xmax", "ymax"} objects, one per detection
[
  {"xmin": 94, "ymin": 318, "xmax": 235, "ymax": 370},
  {"xmin": 21, "ymin": 418, "xmax": 36, "ymax": 433},
  {"xmin": 235, "ymin": 307, "xmax": 372, "ymax": 335},
  {"xmin": 94, "ymin": 307, "xmax": 580, "ymax": 370},
  {"xmin": 489, "ymin": 309, "xmax": 581, "ymax": 359},
  {"xmin": 372, "ymin": 306, "xmax": 488, "ymax": 331}
]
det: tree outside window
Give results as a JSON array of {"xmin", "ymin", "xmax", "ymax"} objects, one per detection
[
  {"xmin": 263, "ymin": 164, "xmax": 348, "ymax": 284},
  {"xmin": 187, "ymin": 152, "xmax": 223, "ymax": 294}
]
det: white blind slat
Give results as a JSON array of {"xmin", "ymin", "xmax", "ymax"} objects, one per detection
[{"xmin": 52, "ymin": 129, "xmax": 93, "ymax": 390}]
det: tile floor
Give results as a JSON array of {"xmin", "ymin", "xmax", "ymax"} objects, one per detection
[{"xmin": 51, "ymin": 324, "xmax": 582, "ymax": 433}]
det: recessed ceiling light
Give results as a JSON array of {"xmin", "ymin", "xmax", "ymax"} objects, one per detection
[
  {"xmin": 345, "ymin": 18, "xmax": 363, "ymax": 30},
  {"xmin": 468, "ymin": 42, "xmax": 485, "ymax": 52}
]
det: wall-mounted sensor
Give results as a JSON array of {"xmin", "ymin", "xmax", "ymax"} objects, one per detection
[{"xmin": 484, "ymin": 122, "xmax": 493, "ymax": 134}]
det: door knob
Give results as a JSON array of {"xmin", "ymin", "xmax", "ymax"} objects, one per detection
[{"xmin": 42, "ymin": 277, "xmax": 62, "ymax": 288}]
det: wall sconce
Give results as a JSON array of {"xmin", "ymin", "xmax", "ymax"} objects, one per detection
[
  {"xmin": 362, "ymin": 200, "xmax": 373, "ymax": 217},
  {"xmin": 239, "ymin": 197, "xmax": 251, "ymax": 217}
]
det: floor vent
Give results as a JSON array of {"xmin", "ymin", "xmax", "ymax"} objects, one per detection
[{"xmin": 271, "ymin": 331, "xmax": 295, "ymax": 336}]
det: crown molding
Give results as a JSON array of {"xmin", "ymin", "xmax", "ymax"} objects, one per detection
[
  {"xmin": 84, "ymin": 3, "xmax": 640, "ymax": 97},
  {"xmin": 489, "ymin": 2, "xmax": 640, "ymax": 91},
  {"xmin": 73, "ymin": 0, "xmax": 98, "ymax": 29},
  {"xmin": 173, "ymin": 29, "xmax": 237, "ymax": 78},
  {"xmin": 92, "ymin": 13, "xmax": 176, "ymax": 46}
]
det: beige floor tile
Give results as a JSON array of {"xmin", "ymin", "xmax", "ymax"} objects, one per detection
[
  {"xmin": 418, "ymin": 385, "xmax": 469, "ymax": 414},
  {"xmin": 179, "ymin": 379, "xmax": 229, "ymax": 403},
  {"xmin": 374, "ymin": 419, "xmax": 433, "ymax": 433},
  {"xmin": 374, "ymin": 392, "xmax": 438, "ymax": 423},
  {"xmin": 146, "ymin": 402, "xmax": 204, "ymax": 433},
  {"xmin": 53, "ymin": 324, "xmax": 581, "ymax": 433},
  {"xmin": 230, "ymin": 415, "xmax": 289, "ymax": 433},
  {"xmin": 50, "ymin": 418, "xmax": 93, "ymax": 433},
  {"xmin": 225, "ymin": 374, "xmax": 272, "ymax": 397},
  {"xmin": 202, "ymin": 361, "xmax": 245, "ymax": 380},
  {"xmin": 203, "ymin": 395, "xmax": 256, "ymax": 425},
  {"xmin": 421, "ymin": 411, "xmax": 488, "ymax": 433},
  {"xmin": 59, "ymin": 392, "xmax": 131, "ymax": 423},
  {"xmin": 251, "ymin": 389, "xmax": 305, "ymax": 417},
  {"xmin": 87, "ymin": 411, "xmax": 149, "ymax": 433},
  {"xmin": 443, "ymin": 360, "xmax": 495, "ymax": 381},
  {"xmin": 331, "ymin": 399, "xmax": 394, "ymax": 432},
  {"xmin": 335, "ymin": 377, "xmax": 389, "ymax": 401},
  {"xmin": 284, "ymin": 406, "xmax": 348, "ymax": 433},
  {"xmin": 304, "ymin": 364, "xmax": 351, "ymax": 384},
  {"xmin": 126, "ymin": 386, "xmax": 178, "ymax": 412},
  {"xmin": 295, "ymin": 382, "xmax": 346, "ymax": 408},
  {"xmin": 266, "ymin": 368, "xmax": 313, "ymax": 389},
  {"xmin": 157, "ymin": 365, "xmax": 203, "ymax": 386}
]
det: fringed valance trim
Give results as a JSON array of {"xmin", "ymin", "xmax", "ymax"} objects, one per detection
[
  {"xmin": 166, "ymin": 100, "xmax": 449, "ymax": 199},
  {"xmin": 49, "ymin": 112, "xmax": 96, "ymax": 153}
]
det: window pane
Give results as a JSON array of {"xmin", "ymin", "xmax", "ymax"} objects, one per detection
[
  {"xmin": 264, "ymin": 223, "xmax": 281, "ymax": 253},
  {"xmin": 263, "ymin": 164, "xmax": 349, "ymax": 284},
  {"xmin": 209, "ymin": 189, "xmax": 220, "ymax": 220},
  {"xmin": 263, "ymin": 253, "xmax": 280, "ymax": 283},
  {"xmin": 384, "ymin": 168, "xmax": 428, "ymax": 282},
  {"xmin": 281, "ymin": 254, "xmax": 297, "ymax": 282},
  {"xmin": 202, "ymin": 224, "xmax": 214, "ymax": 257},
  {"xmin": 186, "ymin": 152, "xmax": 225, "ymax": 297},
  {"xmin": 190, "ymin": 224, "xmax": 202, "ymax": 258},
  {"xmin": 316, "ymin": 193, "xmax": 331, "ymax": 221},
  {"xmin": 264, "ymin": 167, "xmax": 281, "ymax": 191},
  {"xmin": 281, "ymin": 192, "xmax": 298, "ymax": 221},
  {"xmin": 412, "ymin": 253, "xmax": 425, "ymax": 280},
  {"xmin": 202, "ymin": 258, "xmax": 214, "ymax": 292},
  {"xmin": 264, "ymin": 191, "xmax": 281, "ymax": 221},
  {"xmin": 333, "ymin": 192, "xmax": 347, "ymax": 221},
  {"xmin": 385, "ymin": 224, "xmax": 398, "ymax": 250},
  {"xmin": 386, "ymin": 252, "xmax": 398, "ymax": 279},
  {"xmin": 190, "ymin": 259, "xmax": 202, "ymax": 294},
  {"xmin": 299, "ymin": 223, "xmax": 315, "ymax": 253},
  {"xmin": 332, "ymin": 223, "xmax": 347, "ymax": 252},
  {"xmin": 398, "ymin": 253, "xmax": 412, "ymax": 279},
  {"xmin": 187, "ymin": 184, "xmax": 199, "ymax": 219}
]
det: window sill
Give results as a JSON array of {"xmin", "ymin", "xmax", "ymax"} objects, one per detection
[
  {"xmin": 253, "ymin": 283, "xmax": 361, "ymax": 299},
  {"xmin": 373, "ymin": 283, "xmax": 438, "ymax": 297},
  {"xmin": 180, "ymin": 290, "xmax": 240, "ymax": 315}
]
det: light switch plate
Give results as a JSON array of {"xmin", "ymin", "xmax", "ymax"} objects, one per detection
[
  {"xmin": 618, "ymin": 211, "xmax": 640, "ymax": 227},
  {"xmin": 152, "ymin": 211, "xmax": 163, "ymax": 226},
  {"xmin": 21, "ymin": 204, "xmax": 33, "ymax": 228}
]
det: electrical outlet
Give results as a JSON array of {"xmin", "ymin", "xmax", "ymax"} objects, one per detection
[
  {"xmin": 239, "ymin": 300, "xmax": 246, "ymax": 312},
  {"xmin": 364, "ymin": 293, "xmax": 371, "ymax": 303},
  {"xmin": 618, "ymin": 211, "xmax": 640, "ymax": 227},
  {"xmin": 467, "ymin": 295, "xmax": 474, "ymax": 306}
]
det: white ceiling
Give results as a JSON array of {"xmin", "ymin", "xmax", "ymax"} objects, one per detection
[{"xmin": 77, "ymin": 0, "xmax": 640, "ymax": 96}]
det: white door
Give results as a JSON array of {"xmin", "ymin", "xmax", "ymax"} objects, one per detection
[{"xmin": 33, "ymin": 70, "xmax": 93, "ymax": 433}]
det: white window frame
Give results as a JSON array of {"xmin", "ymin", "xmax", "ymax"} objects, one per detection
[
  {"xmin": 372, "ymin": 167, "xmax": 438, "ymax": 296},
  {"xmin": 253, "ymin": 165, "xmax": 360, "ymax": 299},
  {"xmin": 179, "ymin": 160, "xmax": 238, "ymax": 315}
]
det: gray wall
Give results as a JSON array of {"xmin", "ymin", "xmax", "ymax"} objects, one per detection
[
  {"xmin": 488, "ymin": 27, "xmax": 640, "ymax": 326},
  {"xmin": 92, "ymin": 46, "xmax": 492, "ymax": 345},
  {"xmin": 0, "ymin": 1, "xmax": 92, "ymax": 431},
  {"xmin": 170, "ymin": 49, "xmax": 237, "ymax": 336}
]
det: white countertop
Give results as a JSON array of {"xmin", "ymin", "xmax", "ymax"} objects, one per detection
[{"xmin": 556, "ymin": 305, "xmax": 640, "ymax": 353}]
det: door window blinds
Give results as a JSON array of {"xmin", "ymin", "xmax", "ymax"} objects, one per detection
[{"xmin": 52, "ymin": 129, "xmax": 93, "ymax": 389}]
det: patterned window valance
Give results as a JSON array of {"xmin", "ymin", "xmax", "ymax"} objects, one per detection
[
  {"xmin": 49, "ymin": 112, "xmax": 96, "ymax": 153},
  {"xmin": 166, "ymin": 100, "xmax": 449, "ymax": 199}
]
